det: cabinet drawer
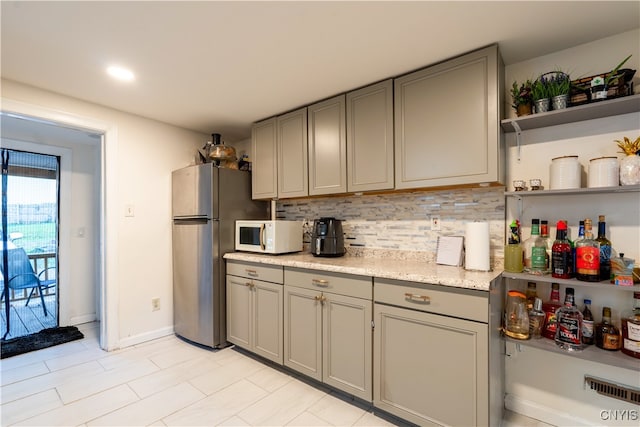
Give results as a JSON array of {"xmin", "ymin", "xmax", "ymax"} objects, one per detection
[
  {"xmin": 227, "ymin": 260, "xmax": 283, "ymax": 284},
  {"xmin": 285, "ymin": 267, "xmax": 372, "ymax": 300},
  {"xmin": 374, "ymin": 278, "xmax": 488, "ymax": 323}
]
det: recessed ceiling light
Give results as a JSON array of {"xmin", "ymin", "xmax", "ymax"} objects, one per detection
[{"xmin": 107, "ymin": 65, "xmax": 135, "ymax": 82}]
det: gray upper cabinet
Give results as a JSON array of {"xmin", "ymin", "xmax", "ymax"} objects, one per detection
[
  {"xmin": 308, "ymin": 95, "xmax": 347, "ymax": 196},
  {"xmin": 277, "ymin": 108, "xmax": 308, "ymax": 198},
  {"xmin": 394, "ymin": 45, "xmax": 503, "ymax": 189},
  {"xmin": 251, "ymin": 118, "xmax": 278, "ymax": 199},
  {"xmin": 346, "ymin": 80, "xmax": 394, "ymax": 192}
]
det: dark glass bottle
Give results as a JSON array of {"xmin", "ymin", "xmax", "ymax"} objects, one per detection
[
  {"xmin": 581, "ymin": 299, "xmax": 594, "ymax": 345},
  {"xmin": 596, "ymin": 215, "xmax": 612, "ymax": 281},
  {"xmin": 621, "ymin": 292, "xmax": 640, "ymax": 359},
  {"xmin": 571, "ymin": 220, "xmax": 584, "ymax": 279},
  {"xmin": 551, "ymin": 220, "xmax": 572, "ymax": 279},
  {"xmin": 595, "ymin": 307, "xmax": 620, "ymax": 351},
  {"xmin": 576, "ymin": 219, "xmax": 600, "ymax": 282},
  {"xmin": 525, "ymin": 281, "xmax": 537, "ymax": 310}
]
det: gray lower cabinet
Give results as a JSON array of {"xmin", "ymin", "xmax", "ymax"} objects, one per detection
[
  {"xmin": 284, "ymin": 267, "xmax": 373, "ymax": 401},
  {"xmin": 226, "ymin": 261, "xmax": 284, "ymax": 364},
  {"xmin": 373, "ymin": 278, "xmax": 502, "ymax": 426},
  {"xmin": 394, "ymin": 44, "xmax": 503, "ymax": 189},
  {"xmin": 308, "ymin": 95, "xmax": 347, "ymax": 196},
  {"xmin": 346, "ymin": 79, "xmax": 394, "ymax": 192},
  {"xmin": 251, "ymin": 118, "xmax": 278, "ymax": 199}
]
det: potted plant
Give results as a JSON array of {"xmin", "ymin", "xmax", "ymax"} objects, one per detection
[
  {"xmin": 531, "ymin": 75, "xmax": 550, "ymax": 113},
  {"xmin": 592, "ymin": 54, "xmax": 633, "ymax": 100},
  {"xmin": 510, "ymin": 80, "xmax": 533, "ymax": 116},
  {"xmin": 546, "ymin": 71, "xmax": 571, "ymax": 110}
]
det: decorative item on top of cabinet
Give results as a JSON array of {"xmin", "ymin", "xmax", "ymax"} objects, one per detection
[
  {"xmin": 510, "ymin": 79, "xmax": 533, "ymax": 116},
  {"xmin": 346, "ymin": 79, "xmax": 394, "ymax": 192},
  {"xmin": 308, "ymin": 95, "xmax": 347, "ymax": 196},
  {"xmin": 394, "ymin": 44, "xmax": 503, "ymax": 190}
]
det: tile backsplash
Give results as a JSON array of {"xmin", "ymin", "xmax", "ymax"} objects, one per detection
[{"xmin": 276, "ymin": 187, "xmax": 505, "ymax": 266}]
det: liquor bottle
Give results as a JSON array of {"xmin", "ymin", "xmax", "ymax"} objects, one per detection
[
  {"xmin": 596, "ymin": 215, "xmax": 612, "ymax": 281},
  {"xmin": 525, "ymin": 281, "xmax": 537, "ymax": 310},
  {"xmin": 542, "ymin": 283, "xmax": 562, "ymax": 340},
  {"xmin": 540, "ymin": 220, "xmax": 552, "ymax": 272},
  {"xmin": 555, "ymin": 288, "xmax": 583, "ymax": 351},
  {"xmin": 551, "ymin": 220, "xmax": 572, "ymax": 279},
  {"xmin": 572, "ymin": 220, "xmax": 585, "ymax": 278},
  {"xmin": 528, "ymin": 297, "xmax": 546, "ymax": 339},
  {"xmin": 621, "ymin": 292, "xmax": 640, "ymax": 359},
  {"xmin": 581, "ymin": 299, "xmax": 594, "ymax": 346},
  {"xmin": 575, "ymin": 218, "xmax": 600, "ymax": 282},
  {"xmin": 523, "ymin": 219, "xmax": 547, "ymax": 275},
  {"xmin": 595, "ymin": 307, "xmax": 621, "ymax": 351}
]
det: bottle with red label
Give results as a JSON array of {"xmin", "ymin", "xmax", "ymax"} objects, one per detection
[
  {"xmin": 542, "ymin": 283, "xmax": 562, "ymax": 340},
  {"xmin": 551, "ymin": 220, "xmax": 572, "ymax": 279},
  {"xmin": 575, "ymin": 218, "xmax": 600, "ymax": 282},
  {"xmin": 555, "ymin": 287, "xmax": 583, "ymax": 351}
]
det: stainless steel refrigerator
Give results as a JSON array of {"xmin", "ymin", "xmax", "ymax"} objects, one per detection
[{"xmin": 172, "ymin": 164, "xmax": 268, "ymax": 348}]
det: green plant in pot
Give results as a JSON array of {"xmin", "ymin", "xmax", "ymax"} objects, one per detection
[
  {"xmin": 531, "ymin": 75, "xmax": 551, "ymax": 113},
  {"xmin": 510, "ymin": 79, "xmax": 533, "ymax": 116},
  {"xmin": 546, "ymin": 71, "xmax": 571, "ymax": 110},
  {"xmin": 592, "ymin": 54, "xmax": 632, "ymax": 100}
]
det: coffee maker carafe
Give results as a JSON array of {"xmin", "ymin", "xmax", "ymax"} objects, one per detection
[{"xmin": 311, "ymin": 217, "xmax": 345, "ymax": 257}]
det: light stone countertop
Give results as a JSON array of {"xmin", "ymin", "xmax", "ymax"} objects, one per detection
[{"xmin": 224, "ymin": 251, "xmax": 502, "ymax": 291}]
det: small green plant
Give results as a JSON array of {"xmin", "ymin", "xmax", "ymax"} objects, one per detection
[
  {"xmin": 604, "ymin": 54, "xmax": 632, "ymax": 87},
  {"xmin": 531, "ymin": 76, "xmax": 550, "ymax": 101},
  {"xmin": 510, "ymin": 80, "xmax": 533, "ymax": 109},
  {"xmin": 547, "ymin": 72, "xmax": 571, "ymax": 97}
]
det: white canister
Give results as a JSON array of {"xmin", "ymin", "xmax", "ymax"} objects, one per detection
[
  {"xmin": 550, "ymin": 155, "xmax": 581, "ymax": 189},
  {"xmin": 588, "ymin": 156, "xmax": 619, "ymax": 188}
]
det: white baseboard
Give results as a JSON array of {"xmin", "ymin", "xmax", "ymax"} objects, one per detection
[
  {"xmin": 117, "ymin": 326, "xmax": 175, "ymax": 349},
  {"xmin": 69, "ymin": 314, "xmax": 97, "ymax": 325},
  {"xmin": 504, "ymin": 393, "xmax": 597, "ymax": 426}
]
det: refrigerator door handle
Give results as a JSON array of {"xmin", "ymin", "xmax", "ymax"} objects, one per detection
[
  {"xmin": 259, "ymin": 223, "xmax": 266, "ymax": 250},
  {"xmin": 173, "ymin": 217, "xmax": 209, "ymax": 225}
]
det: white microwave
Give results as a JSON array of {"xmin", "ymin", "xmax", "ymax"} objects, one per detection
[{"xmin": 235, "ymin": 220, "xmax": 303, "ymax": 254}]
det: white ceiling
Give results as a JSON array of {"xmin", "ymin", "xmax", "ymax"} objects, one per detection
[{"xmin": 2, "ymin": 1, "xmax": 639, "ymax": 141}]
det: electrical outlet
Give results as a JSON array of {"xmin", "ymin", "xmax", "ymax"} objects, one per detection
[
  {"xmin": 431, "ymin": 215, "xmax": 441, "ymax": 231},
  {"xmin": 151, "ymin": 297, "xmax": 160, "ymax": 311}
]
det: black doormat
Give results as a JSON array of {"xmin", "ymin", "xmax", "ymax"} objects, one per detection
[{"xmin": 1, "ymin": 326, "xmax": 84, "ymax": 359}]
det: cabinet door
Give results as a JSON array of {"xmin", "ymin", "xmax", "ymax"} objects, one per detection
[
  {"xmin": 374, "ymin": 303, "xmax": 489, "ymax": 426},
  {"xmin": 253, "ymin": 281, "xmax": 283, "ymax": 364},
  {"xmin": 394, "ymin": 45, "xmax": 501, "ymax": 189},
  {"xmin": 308, "ymin": 95, "xmax": 347, "ymax": 195},
  {"xmin": 347, "ymin": 80, "xmax": 394, "ymax": 192},
  {"xmin": 323, "ymin": 293, "xmax": 372, "ymax": 401},
  {"xmin": 283, "ymin": 285, "xmax": 322, "ymax": 381},
  {"xmin": 277, "ymin": 108, "xmax": 308, "ymax": 198},
  {"xmin": 226, "ymin": 275, "xmax": 252, "ymax": 349},
  {"xmin": 251, "ymin": 118, "xmax": 278, "ymax": 199}
]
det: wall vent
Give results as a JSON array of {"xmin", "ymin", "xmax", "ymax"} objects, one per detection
[{"xmin": 585, "ymin": 375, "xmax": 640, "ymax": 405}]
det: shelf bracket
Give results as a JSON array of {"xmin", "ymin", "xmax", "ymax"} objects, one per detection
[{"xmin": 512, "ymin": 120, "xmax": 523, "ymax": 162}]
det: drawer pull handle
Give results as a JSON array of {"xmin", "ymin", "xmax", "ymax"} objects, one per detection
[
  {"xmin": 314, "ymin": 295, "xmax": 327, "ymax": 303},
  {"xmin": 246, "ymin": 269, "xmax": 258, "ymax": 277},
  {"xmin": 312, "ymin": 279, "xmax": 329, "ymax": 287},
  {"xmin": 404, "ymin": 292, "xmax": 430, "ymax": 303}
]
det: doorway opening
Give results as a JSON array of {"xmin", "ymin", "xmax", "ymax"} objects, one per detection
[{"xmin": 1, "ymin": 149, "xmax": 60, "ymax": 339}]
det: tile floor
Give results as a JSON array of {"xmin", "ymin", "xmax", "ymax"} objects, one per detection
[{"xmin": 1, "ymin": 322, "xmax": 552, "ymax": 426}]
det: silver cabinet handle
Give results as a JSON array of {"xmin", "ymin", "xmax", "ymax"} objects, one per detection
[
  {"xmin": 312, "ymin": 278, "xmax": 329, "ymax": 287},
  {"xmin": 245, "ymin": 269, "xmax": 258, "ymax": 277},
  {"xmin": 404, "ymin": 292, "xmax": 430, "ymax": 303}
]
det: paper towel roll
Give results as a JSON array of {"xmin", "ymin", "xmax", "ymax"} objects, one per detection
[{"xmin": 465, "ymin": 221, "xmax": 491, "ymax": 271}]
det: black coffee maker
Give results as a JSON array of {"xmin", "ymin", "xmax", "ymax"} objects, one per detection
[{"xmin": 311, "ymin": 217, "xmax": 345, "ymax": 257}]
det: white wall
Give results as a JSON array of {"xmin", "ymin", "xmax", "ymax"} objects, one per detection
[
  {"xmin": 503, "ymin": 29, "xmax": 640, "ymax": 426},
  {"xmin": 1, "ymin": 79, "xmax": 208, "ymax": 348}
]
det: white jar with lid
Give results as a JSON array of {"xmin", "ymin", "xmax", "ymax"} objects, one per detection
[
  {"xmin": 550, "ymin": 155, "xmax": 581, "ymax": 189},
  {"xmin": 588, "ymin": 156, "xmax": 619, "ymax": 188}
]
